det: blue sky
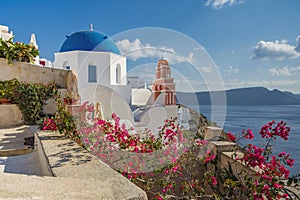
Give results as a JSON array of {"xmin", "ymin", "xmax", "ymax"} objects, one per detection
[{"xmin": 1, "ymin": 0, "xmax": 300, "ymax": 93}]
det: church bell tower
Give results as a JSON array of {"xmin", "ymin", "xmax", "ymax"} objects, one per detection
[{"xmin": 152, "ymin": 58, "xmax": 176, "ymax": 105}]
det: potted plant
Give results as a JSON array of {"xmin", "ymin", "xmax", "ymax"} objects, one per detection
[
  {"xmin": 63, "ymin": 92, "xmax": 80, "ymax": 105},
  {"xmin": 0, "ymin": 78, "xmax": 19, "ymax": 104}
]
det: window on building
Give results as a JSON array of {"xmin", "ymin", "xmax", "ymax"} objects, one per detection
[
  {"xmin": 116, "ymin": 64, "xmax": 121, "ymax": 84},
  {"xmin": 88, "ymin": 65, "xmax": 97, "ymax": 83},
  {"xmin": 63, "ymin": 61, "xmax": 70, "ymax": 70}
]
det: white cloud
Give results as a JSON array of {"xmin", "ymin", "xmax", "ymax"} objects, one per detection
[
  {"xmin": 269, "ymin": 66, "xmax": 300, "ymax": 76},
  {"xmin": 116, "ymin": 39, "xmax": 194, "ymax": 65},
  {"xmin": 199, "ymin": 66, "xmax": 213, "ymax": 73},
  {"xmin": 269, "ymin": 67, "xmax": 291, "ymax": 76},
  {"xmin": 251, "ymin": 36, "xmax": 300, "ymax": 60},
  {"xmin": 295, "ymin": 35, "xmax": 300, "ymax": 52},
  {"xmin": 127, "ymin": 65, "xmax": 155, "ymax": 83},
  {"xmin": 223, "ymin": 66, "xmax": 240, "ymax": 75},
  {"xmin": 205, "ymin": 0, "xmax": 244, "ymax": 9}
]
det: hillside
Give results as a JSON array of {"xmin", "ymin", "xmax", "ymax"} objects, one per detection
[
  {"xmin": 176, "ymin": 87, "xmax": 300, "ymax": 105},
  {"xmin": 295, "ymin": 94, "xmax": 300, "ymax": 100}
]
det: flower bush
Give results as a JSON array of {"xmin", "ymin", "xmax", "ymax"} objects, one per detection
[
  {"xmin": 222, "ymin": 121, "xmax": 298, "ymax": 200},
  {"xmin": 42, "ymin": 118, "xmax": 57, "ymax": 131},
  {"xmin": 44, "ymin": 102, "xmax": 299, "ymax": 199},
  {"xmin": 41, "ymin": 90, "xmax": 79, "ymax": 142}
]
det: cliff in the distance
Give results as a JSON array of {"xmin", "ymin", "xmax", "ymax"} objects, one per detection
[{"xmin": 177, "ymin": 87, "xmax": 300, "ymax": 105}]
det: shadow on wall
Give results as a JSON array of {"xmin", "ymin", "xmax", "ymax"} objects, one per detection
[{"xmin": 79, "ymin": 84, "xmax": 134, "ymax": 122}]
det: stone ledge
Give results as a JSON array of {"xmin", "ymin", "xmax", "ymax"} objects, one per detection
[
  {"xmin": 219, "ymin": 151, "xmax": 260, "ymax": 178},
  {"xmin": 0, "ymin": 104, "xmax": 23, "ymax": 128},
  {"xmin": 208, "ymin": 141, "xmax": 238, "ymax": 156},
  {"xmin": 204, "ymin": 126, "xmax": 226, "ymax": 140},
  {"xmin": 0, "ymin": 58, "xmax": 68, "ymax": 88},
  {"xmin": 36, "ymin": 130, "xmax": 147, "ymax": 200},
  {"xmin": 0, "ymin": 125, "xmax": 34, "ymax": 156},
  {"xmin": 0, "ymin": 147, "xmax": 34, "ymax": 157}
]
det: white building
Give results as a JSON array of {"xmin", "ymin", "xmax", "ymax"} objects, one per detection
[
  {"xmin": 54, "ymin": 28, "xmax": 133, "ymax": 120},
  {"xmin": 127, "ymin": 75, "xmax": 145, "ymax": 88},
  {"xmin": 53, "ymin": 27, "xmax": 178, "ymax": 134},
  {"xmin": 54, "ymin": 29, "xmax": 127, "ymax": 87},
  {"xmin": 0, "ymin": 25, "xmax": 13, "ymax": 40}
]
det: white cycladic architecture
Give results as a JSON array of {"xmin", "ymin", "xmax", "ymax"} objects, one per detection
[
  {"xmin": 39, "ymin": 58, "xmax": 52, "ymax": 67},
  {"xmin": 30, "ymin": 33, "xmax": 38, "ymax": 49},
  {"xmin": 55, "ymin": 51, "xmax": 127, "ymax": 88},
  {"xmin": 53, "ymin": 28, "xmax": 179, "ymax": 133},
  {"xmin": 54, "ymin": 29, "xmax": 131, "ymax": 114},
  {"xmin": 127, "ymin": 75, "xmax": 145, "ymax": 88},
  {"xmin": 29, "ymin": 33, "xmax": 41, "ymax": 65},
  {"xmin": 131, "ymin": 88, "xmax": 152, "ymax": 106},
  {"xmin": 0, "ymin": 25, "xmax": 13, "ymax": 40}
]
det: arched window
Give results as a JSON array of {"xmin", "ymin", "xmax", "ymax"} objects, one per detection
[
  {"xmin": 88, "ymin": 65, "xmax": 97, "ymax": 83},
  {"xmin": 116, "ymin": 64, "xmax": 121, "ymax": 84},
  {"xmin": 63, "ymin": 61, "xmax": 70, "ymax": 70}
]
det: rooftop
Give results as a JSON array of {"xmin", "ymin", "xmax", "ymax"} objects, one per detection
[{"xmin": 59, "ymin": 30, "xmax": 121, "ymax": 55}]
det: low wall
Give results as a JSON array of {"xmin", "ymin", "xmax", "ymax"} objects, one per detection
[
  {"xmin": 0, "ymin": 105, "xmax": 23, "ymax": 128},
  {"xmin": 0, "ymin": 58, "xmax": 68, "ymax": 87},
  {"xmin": 204, "ymin": 126, "xmax": 226, "ymax": 140},
  {"xmin": 36, "ymin": 130, "xmax": 147, "ymax": 200},
  {"xmin": 207, "ymin": 140, "xmax": 261, "ymax": 195}
]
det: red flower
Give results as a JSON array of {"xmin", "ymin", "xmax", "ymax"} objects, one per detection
[
  {"xmin": 226, "ymin": 132, "xmax": 236, "ymax": 142},
  {"xmin": 211, "ymin": 176, "xmax": 217, "ymax": 186},
  {"xmin": 155, "ymin": 195, "xmax": 163, "ymax": 200},
  {"xmin": 243, "ymin": 129, "xmax": 254, "ymax": 140}
]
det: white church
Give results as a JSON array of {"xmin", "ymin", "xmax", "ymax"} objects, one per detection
[
  {"xmin": 53, "ymin": 26, "xmax": 184, "ymax": 133},
  {"xmin": 53, "ymin": 26, "xmax": 136, "ymax": 123},
  {"xmin": 54, "ymin": 26, "xmax": 127, "ymax": 88}
]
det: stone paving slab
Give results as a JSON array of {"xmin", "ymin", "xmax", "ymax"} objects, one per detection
[
  {"xmin": 0, "ymin": 151, "xmax": 42, "ymax": 175},
  {"xmin": 0, "ymin": 173, "xmax": 140, "ymax": 200}
]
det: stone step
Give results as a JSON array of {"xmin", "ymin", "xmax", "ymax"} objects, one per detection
[{"xmin": 0, "ymin": 125, "xmax": 35, "ymax": 156}]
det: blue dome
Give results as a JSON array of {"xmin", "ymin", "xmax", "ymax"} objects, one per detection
[{"xmin": 59, "ymin": 30, "xmax": 121, "ymax": 55}]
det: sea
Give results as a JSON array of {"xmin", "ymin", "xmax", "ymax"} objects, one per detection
[{"xmin": 192, "ymin": 105, "xmax": 300, "ymax": 176}]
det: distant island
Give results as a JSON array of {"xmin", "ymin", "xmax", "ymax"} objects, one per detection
[
  {"xmin": 176, "ymin": 87, "xmax": 300, "ymax": 105},
  {"xmin": 294, "ymin": 94, "xmax": 300, "ymax": 100}
]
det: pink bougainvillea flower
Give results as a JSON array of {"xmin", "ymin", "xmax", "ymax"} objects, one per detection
[
  {"xmin": 211, "ymin": 176, "xmax": 217, "ymax": 186},
  {"xmin": 243, "ymin": 129, "xmax": 254, "ymax": 140},
  {"xmin": 226, "ymin": 132, "xmax": 236, "ymax": 142}
]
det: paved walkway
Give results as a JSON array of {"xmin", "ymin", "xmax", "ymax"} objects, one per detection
[
  {"xmin": 0, "ymin": 125, "xmax": 43, "ymax": 175},
  {"xmin": 0, "ymin": 125, "xmax": 147, "ymax": 200},
  {"xmin": 0, "ymin": 152, "xmax": 43, "ymax": 175}
]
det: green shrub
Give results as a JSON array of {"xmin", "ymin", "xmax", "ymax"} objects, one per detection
[
  {"xmin": 12, "ymin": 82, "xmax": 57, "ymax": 124},
  {"xmin": 0, "ymin": 37, "xmax": 39, "ymax": 64}
]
